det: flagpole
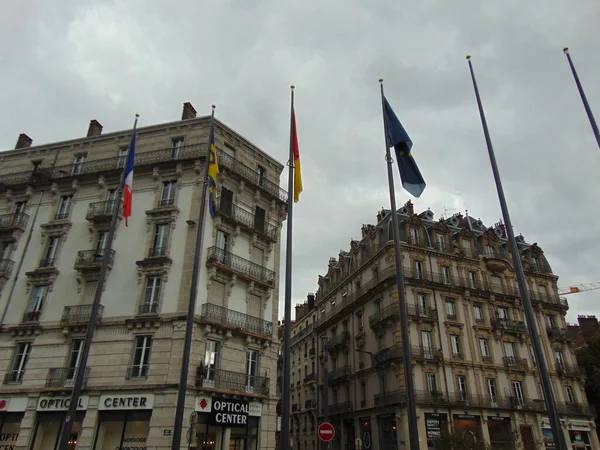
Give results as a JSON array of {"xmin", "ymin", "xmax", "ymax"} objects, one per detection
[
  {"xmin": 378, "ymin": 79, "xmax": 420, "ymax": 450},
  {"xmin": 171, "ymin": 105, "xmax": 216, "ymax": 450},
  {"xmin": 563, "ymin": 47, "xmax": 600, "ymax": 150},
  {"xmin": 57, "ymin": 114, "xmax": 140, "ymax": 450},
  {"xmin": 466, "ymin": 55, "xmax": 569, "ymax": 450},
  {"xmin": 280, "ymin": 85, "xmax": 295, "ymax": 450}
]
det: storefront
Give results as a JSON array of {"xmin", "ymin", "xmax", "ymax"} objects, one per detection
[
  {"xmin": 31, "ymin": 395, "xmax": 88, "ymax": 450},
  {"xmin": 424, "ymin": 413, "xmax": 448, "ymax": 449},
  {"xmin": 567, "ymin": 420, "xmax": 594, "ymax": 450},
  {"xmin": 92, "ymin": 393, "xmax": 154, "ymax": 450},
  {"xmin": 0, "ymin": 396, "xmax": 27, "ymax": 449},
  {"xmin": 486, "ymin": 416, "xmax": 513, "ymax": 449},
  {"xmin": 540, "ymin": 418, "xmax": 567, "ymax": 450},
  {"xmin": 194, "ymin": 396, "xmax": 261, "ymax": 450},
  {"xmin": 376, "ymin": 414, "xmax": 397, "ymax": 450},
  {"xmin": 452, "ymin": 414, "xmax": 482, "ymax": 442},
  {"xmin": 358, "ymin": 417, "xmax": 372, "ymax": 450}
]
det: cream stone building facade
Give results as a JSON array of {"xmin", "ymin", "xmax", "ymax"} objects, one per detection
[
  {"xmin": 292, "ymin": 203, "xmax": 597, "ymax": 450},
  {"xmin": 0, "ymin": 103, "xmax": 285, "ymax": 450}
]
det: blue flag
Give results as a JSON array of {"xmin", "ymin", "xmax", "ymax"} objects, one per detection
[{"xmin": 383, "ymin": 97, "xmax": 426, "ymax": 198}]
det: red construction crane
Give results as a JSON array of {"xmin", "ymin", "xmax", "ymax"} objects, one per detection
[{"xmin": 557, "ymin": 282, "xmax": 600, "ymax": 296}]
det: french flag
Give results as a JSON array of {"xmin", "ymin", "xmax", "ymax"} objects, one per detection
[{"xmin": 123, "ymin": 120, "xmax": 138, "ymax": 226}]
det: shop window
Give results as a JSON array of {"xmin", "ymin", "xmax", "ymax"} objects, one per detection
[
  {"xmin": 93, "ymin": 410, "xmax": 151, "ymax": 450},
  {"xmin": 31, "ymin": 412, "xmax": 84, "ymax": 450},
  {"xmin": 0, "ymin": 412, "xmax": 24, "ymax": 448}
]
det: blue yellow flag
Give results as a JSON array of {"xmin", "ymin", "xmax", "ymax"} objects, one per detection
[
  {"xmin": 383, "ymin": 97, "xmax": 426, "ymax": 198},
  {"xmin": 208, "ymin": 127, "xmax": 219, "ymax": 217}
]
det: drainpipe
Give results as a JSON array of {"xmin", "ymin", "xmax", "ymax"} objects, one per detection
[
  {"xmin": 424, "ymin": 225, "xmax": 454, "ymax": 433},
  {"xmin": 0, "ymin": 149, "xmax": 60, "ymax": 328}
]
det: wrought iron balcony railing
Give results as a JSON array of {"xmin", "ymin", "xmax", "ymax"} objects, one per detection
[
  {"xmin": 329, "ymin": 365, "xmax": 351, "ymax": 381},
  {"xmin": 61, "ymin": 304, "xmax": 104, "ymax": 324},
  {"xmin": 329, "ymin": 401, "xmax": 352, "ymax": 415},
  {"xmin": 195, "ymin": 366, "xmax": 270, "ymax": 395},
  {"xmin": 0, "ymin": 259, "xmax": 15, "ymax": 277},
  {"xmin": 304, "ymin": 373, "xmax": 316, "ymax": 383},
  {"xmin": 557, "ymin": 402, "xmax": 595, "ymax": 416},
  {"xmin": 493, "ymin": 318, "xmax": 527, "ymax": 333},
  {"xmin": 37, "ymin": 258, "xmax": 57, "ymax": 269},
  {"xmin": 374, "ymin": 390, "xmax": 407, "ymax": 407},
  {"xmin": 546, "ymin": 327, "xmax": 572, "ymax": 341},
  {"xmin": 328, "ymin": 331, "xmax": 350, "ymax": 351},
  {"xmin": 217, "ymin": 203, "xmax": 278, "ymax": 241},
  {"xmin": 556, "ymin": 363, "xmax": 582, "ymax": 377},
  {"xmin": 206, "ymin": 246, "xmax": 276, "ymax": 286},
  {"xmin": 86, "ymin": 201, "xmax": 120, "ymax": 221},
  {"xmin": 305, "ymin": 399, "xmax": 317, "ymax": 409},
  {"xmin": 3, "ymin": 370, "xmax": 25, "ymax": 384},
  {"xmin": 22, "ymin": 310, "xmax": 42, "ymax": 323},
  {"xmin": 157, "ymin": 198, "xmax": 176, "ymax": 208},
  {"xmin": 46, "ymin": 367, "xmax": 90, "ymax": 388},
  {"xmin": 0, "ymin": 212, "xmax": 29, "ymax": 230},
  {"xmin": 503, "ymin": 356, "xmax": 528, "ymax": 370},
  {"xmin": 148, "ymin": 247, "xmax": 168, "ymax": 258},
  {"xmin": 200, "ymin": 303, "xmax": 273, "ymax": 337},
  {"xmin": 138, "ymin": 302, "xmax": 159, "ymax": 315},
  {"xmin": 414, "ymin": 390, "xmax": 449, "ymax": 404},
  {"xmin": 126, "ymin": 365, "xmax": 149, "ymax": 379},
  {"xmin": 74, "ymin": 249, "xmax": 116, "ymax": 269},
  {"xmin": 217, "ymin": 150, "xmax": 287, "ymax": 203},
  {"xmin": 372, "ymin": 345, "xmax": 403, "ymax": 365}
]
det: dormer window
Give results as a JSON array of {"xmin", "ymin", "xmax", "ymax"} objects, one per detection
[
  {"xmin": 485, "ymin": 244, "xmax": 495, "ymax": 257},
  {"xmin": 532, "ymin": 256, "xmax": 539, "ymax": 271},
  {"xmin": 437, "ymin": 234, "xmax": 445, "ymax": 250},
  {"xmin": 409, "ymin": 228, "xmax": 419, "ymax": 243},
  {"xmin": 72, "ymin": 155, "xmax": 86, "ymax": 175}
]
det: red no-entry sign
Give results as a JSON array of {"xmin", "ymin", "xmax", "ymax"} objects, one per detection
[{"xmin": 318, "ymin": 422, "xmax": 335, "ymax": 442}]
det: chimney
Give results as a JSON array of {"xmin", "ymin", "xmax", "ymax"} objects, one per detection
[
  {"xmin": 405, "ymin": 200, "xmax": 414, "ymax": 216},
  {"xmin": 295, "ymin": 304, "xmax": 306, "ymax": 321},
  {"xmin": 87, "ymin": 120, "xmax": 103, "ymax": 137},
  {"xmin": 182, "ymin": 102, "xmax": 197, "ymax": 120},
  {"xmin": 577, "ymin": 315, "xmax": 599, "ymax": 342},
  {"xmin": 15, "ymin": 133, "xmax": 32, "ymax": 149},
  {"xmin": 307, "ymin": 293, "xmax": 315, "ymax": 310}
]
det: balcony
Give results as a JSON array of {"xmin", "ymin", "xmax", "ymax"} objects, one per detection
[
  {"xmin": 374, "ymin": 390, "xmax": 406, "ymax": 407},
  {"xmin": 22, "ymin": 310, "xmax": 42, "ymax": 323},
  {"xmin": 305, "ymin": 399, "xmax": 317, "ymax": 409},
  {"xmin": 0, "ymin": 212, "xmax": 29, "ymax": 232},
  {"xmin": 206, "ymin": 246, "xmax": 276, "ymax": 287},
  {"xmin": 304, "ymin": 373, "xmax": 316, "ymax": 383},
  {"xmin": 546, "ymin": 327, "xmax": 573, "ymax": 342},
  {"xmin": 61, "ymin": 304, "xmax": 104, "ymax": 325},
  {"xmin": 329, "ymin": 401, "xmax": 353, "ymax": 415},
  {"xmin": 138, "ymin": 302, "xmax": 159, "ymax": 315},
  {"xmin": 217, "ymin": 150, "xmax": 288, "ymax": 204},
  {"xmin": 415, "ymin": 390, "xmax": 449, "ymax": 405},
  {"xmin": 448, "ymin": 392, "xmax": 486, "ymax": 408},
  {"xmin": 292, "ymin": 404, "xmax": 300, "ymax": 412},
  {"xmin": 195, "ymin": 367, "xmax": 270, "ymax": 395},
  {"xmin": 217, "ymin": 203, "xmax": 278, "ymax": 242},
  {"xmin": 556, "ymin": 363, "xmax": 582, "ymax": 377},
  {"xmin": 329, "ymin": 365, "xmax": 350, "ymax": 381},
  {"xmin": 0, "ymin": 259, "xmax": 15, "ymax": 278},
  {"xmin": 503, "ymin": 356, "xmax": 528, "ymax": 370},
  {"xmin": 530, "ymin": 291, "xmax": 568, "ymax": 309},
  {"xmin": 200, "ymin": 303, "xmax": 273, "ymax": 337},
  {"xmin": 25, "ymin": 257, "xmax": 59, "ymax": 278},
  {"xmin": 493, "ymin": 318, "xmax": 527, "ymax": 334},
  {"xmin": 481, "ymin": 249, "xmax": 513, "ymax": 272},
  {"xmin": 46, "ymin": 367, "xmax": 90, "ymax": 388},
  {"xmin": 372, "ymin": 345, "xmax": 403, "ymax": 366},
  {"xmin": 557, "ymin": 402, "xmax": 595, "ymax": 417},
  {"xmin": 74, "ymin": 249, "xmax": 116, "ymax": 271},
  {"xmin": 86, "ymin": 201, "xmax": 120, "ymax": 222},
  {"xmin": 3, "ymin": 370, "xmax": 25, "ymax": 384},
  {"xmin": 328, "ymin": 331, "xmax": 350, "ymax": 353}
]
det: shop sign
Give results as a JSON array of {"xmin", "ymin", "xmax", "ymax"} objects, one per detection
[
  {"xmin": 567, "ymin": 421, "xmax": 591, "ymax": 432},
  {"xmin": 37, "ymin": 396, "xmax": 88, "ymax": 411},
  {"xmin": 541, "ymin": 418, "xmax": 567, "ymax": 429},
  {"xmin": 425, "ymin": 413, "xmax": 444, "ymax": 440},
  {"xmin": 196, "ymin": 397, "xmax": 262, "ymax": 417},
  {"xmin": 0, "ymin": 397, "xmax": 27, "ymax": 412},
  {"xmin": 99, "ymin": 394, "xmax": 155, "ymax": 410},
  {"xmin": 487, "ymin": 416, "xmax": 510, "ymax": 423},
  {"xmin": 209, "ymin": 399, "xmax": 249, "ymax": 426}
]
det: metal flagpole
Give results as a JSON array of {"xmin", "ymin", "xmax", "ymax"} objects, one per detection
[
  {"xmin": 378, "ymin": 79, "xmax": 420, "ymax": 450},
  {"xmin": 172, "ymin": 105, "xmax": 216, "ymax": 450},
  {"xmin": 57, "ymin": 114, "xmax": 140, "ymax": 450},
  {"xmin": 280, "ymin": 85, "xmax": 295, "ymax": 450},
  {"xmin": 563, "ymin": 47, "xmax": 600, "ymax": 150},
  {"xmin": 466, "ymin": 55, "xmax": 569, "ymax": 450}
]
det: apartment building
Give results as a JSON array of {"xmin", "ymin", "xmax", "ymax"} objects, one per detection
[
  {"xmin": 0, "ymin": 102, "xmax": 285, "ymax": 450},
  {"xmin": 296, "ymin": 201, "xmax": 597, "ymax": 450}
]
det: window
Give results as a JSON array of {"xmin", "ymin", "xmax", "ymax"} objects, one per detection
[
  {"xmin": 254, "ymin": 206, "xmax": 266, "ymax": 233},
  {"xmin": 129, "ymin": 336, "xmax": 152, "ymax": 378},
  {"xmin": 379, "ymin": 374, "xmax": 386, "ymax": 393},
  {"xmin": 480, "ymin": 339, "xmax": 490, "ymax": 362},
  {"xmin": 96, "ymin": 231, "xmax": 109, "ymax": 258},
  {"xmin": 565, "ymin": 386, "xmax": 575, "ymax": 404},
  {"xmin": 203, "ymin": 340, "xmax": 220, "ymax": 383},
  {"xmin": 171, "ymin": 138, "xmax": 184, "ymax": 159},
  {"xmin": 150, "ymin": 224, "xmax": 169, "ymax": 256},
  {"xmin": 246, "ymin": 349, "xmax": 259, "ymax": 384},
  {"xmin": 7, "ymin": 342, "xmax": 32, "ymax": 383},
  {"xmin": 468, "ymin": 271, "xmax": 478, "ymax": 289},
  {"xmin": 450, "ymin": 335, "xmax": 462, "ymax": 358},
  {"xmin": 485, "ymin": 244, "xmax": 494, "ymax": 257},
  {"xmin": 473, "ymin": 304, "xmax": 484, "ymax": 323},
  {"xmin": 72, "ymin": 154, "xmax": 86, "ymax": 175},
  {"xmin": 216, "ymin": 230, "xmax": 229, "ymax": 253},
  {"xmin": 417, "ymin": 293, "xmax": 427, "ymax": 315},
  {"xmin": 426, "ymin": 373, "xmax": 438, "ymax": 392},
  {"xmin": 532, "ymin": 256, "xmax": 539, "ymax": 271},
  {"xmin": 1, "ymin": 242, "xmax": 12, "ymax": 260},
  {"xmin": 257, "ymin": 166, "xmax": 266, "ymax": 187},
  {"xmin": 441, "ymin": 266, "xmax": 451, "ymax": 284},
  {"xmin": 56, "ymin": 195, "xmax": 73, "ymax": 220},
  {"xmin": 512, "ymin": 381, "xmax": 524, "ymax": 405},
  {"xmin": 409, "ymin": 227, "xmax": 419, "ymax": 243},
  {"xmin": 414, "ymin": 260, "xmax": 424, "ymax": 279},
  {"xmin": 504, "ymin": 342, "xmax": 516, "ymax": 364},
  {"xmin": 42, "ymin": 236, "xmax": 60, "ymax": 266},
  {"xmin": 555, "ymin": 350, "xmax": 565, "ymax": 367},
  {"xmin": 106, "ymin": 188, "xmax": 118, "ymax": 212},
  {"xmin": 539, "ymin": 383, "xmax": 545, "ymax": 400},
  {"xmin": 26, "ymin": 286, "xmax": 48, "ymax": 321},
  {"xmin": 361, "ymin": 381, "xmax": 367, "ymax": 406},
  {"xmin": 487, "ymin": 378, "xmax": 497, "ymax": 400},
  {"xmin": 496, "ymin": 307, "xmax": 509, "ymax": 322},
  {"xmin": 141, "ymin": 276, "xmax": 161, "ymax": 314},
  {"xmin": 422, "ymin": 331, "xmax": 433, "ymax": 358},
  {"xmin": 437, "ymin": 234, "xmax": 445, "ymax": 250},
  {"xmin": 445, "ymin": 299, "xmax": 456, "ymax": 319},
  {"xmin": 159, "ymin": 180, "xmax": 177, "ymax": 207},
  {"xmin": 14, "ymin": 201, "xmax": 27, "ymax": 214},
  {"xmin": 357, "ymin": 312, "xmax": 364, "ymax": 331},
  {"xmin": 457, "ymin": 375, "xmax": 467, "ymax": 400},
  {"xmin": 547, "ymin": 315, "xmax": 556, "ymax": 328},
  {"xmin": 66, "ymin": 339, "xmax": 84, "ymax": 383},
  {"xmin": 530, "ymin": 345, "xmax": 537, "ymax": 367},
  {"xmin": 117, "ymin": 148, "xmax": 128, "ymax": 168}
]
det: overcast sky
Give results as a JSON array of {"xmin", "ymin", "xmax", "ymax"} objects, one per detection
[{"xmin": 1, "ymin": 0, "xmax": 599, "ymax": 324}]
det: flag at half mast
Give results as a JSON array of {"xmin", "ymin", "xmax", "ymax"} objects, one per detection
[
  {"xmin": 291, "ymin": 107, "xmax": 303, "ymax": 202},
  {"xmin": 208, "ymin": 125, "xmax": 220, "ymax": 217},
  {"xmin": 383, "ymin": 97, "xmax": 426, "ymax": 198},
  {"xmin": 123, "ymin": 126, "xmax": 137, "ymax": 226}
]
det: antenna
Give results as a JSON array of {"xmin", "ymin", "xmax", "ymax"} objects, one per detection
[{"xmin": 443, "ymin": 205, "xmax": 456, "ymax": 217}]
